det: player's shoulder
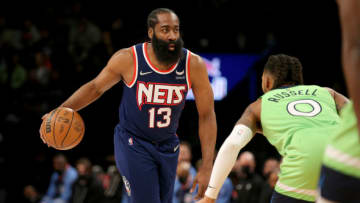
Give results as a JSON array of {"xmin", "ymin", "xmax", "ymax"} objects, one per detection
[
  {"xmin": 187, "ymin": 50, "xmax": 201, "ymax": 63},
  {"xmin": 250, "ymin": 99, "xmax": 262, "ymax": 111},
  {"xmin": 107, "ymin": 47, "xmax": 134, "ymax": 66},
  {"xmin": 187, "ymin": 51, "xmax": 206, "ymax": 70},
  {"xmin": 320, "ymin": 86, "xmax": 335, "ymax": 96},
  {"xmin": 111, "ymin": 47, "xmax": 133, "ymax": 61}
]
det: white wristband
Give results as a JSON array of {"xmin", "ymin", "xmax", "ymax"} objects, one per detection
[{"xmin": 205, "ymin": 124, "xmax": 253, "ymax": 199}]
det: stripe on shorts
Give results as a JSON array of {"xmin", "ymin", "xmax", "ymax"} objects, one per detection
[
  {"xmin": 276, "ymin": 181, "xmax": 317, "ymax": 197},
  {"xmin": 325, "ymin": 145, "xmax": 360, "ymax": 169}
]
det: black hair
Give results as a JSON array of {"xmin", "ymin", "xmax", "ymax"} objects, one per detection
[
  {"xmin": 264, "ymin": 54, "xmax": 304, "ymax": 89},
  {"xmin": 147, "ymin": 8, "xmax": 177, "ymax": 29}
]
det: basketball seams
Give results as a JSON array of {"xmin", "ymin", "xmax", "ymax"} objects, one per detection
[
  {"xmin": 65, "ymin": 114, "xmax": 85, "ymax": 149},
  {"xmin": 65, "ymin": 125, "xmax": 84, "ymax": 150},
  {"xmin": 44, "ymin": 109, "xmax": 57, "ymax": 146},
  {"xmin": 60, "ymin": 110, "xmax": 74, "ymax": 148},
  {"xmin": 52, "ymin": 108, "xmax": 62, "ymax": 147}
]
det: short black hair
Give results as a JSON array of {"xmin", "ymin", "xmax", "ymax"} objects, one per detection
[
  {"xmin": 264, "ymin": 54, "xmax": 304, "ymax": 89},
  {"xmin": 147, "ymin": 8, "xmax": 177, "ymax": 29}
]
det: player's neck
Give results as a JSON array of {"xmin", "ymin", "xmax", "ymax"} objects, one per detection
[{"xmin": 147, "ymin": 42, "xmax": 177, "ymax": 71}]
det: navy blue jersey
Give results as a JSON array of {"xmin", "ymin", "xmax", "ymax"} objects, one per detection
[{"xmin": 118, "ymin": 42, "xmax": 191, "ymax": 142}]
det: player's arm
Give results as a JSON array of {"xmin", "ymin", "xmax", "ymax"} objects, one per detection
[
  {"xmin": 188, "ymin": 53, "xmax": 217, "ymax": 199},
  {"xmin": 324, "ymin": 87, "xmax": 349, "ymax": 114},
  {"xmin": 337, "ymin": 0, "xmax": 360, "ymax": 133},
  {"xmin": 59, "ymin": 48, "xmax": 133, "ymax": 111},
  {"xmin": 199, "ymin": 100, "xmax": 261, "ymax": 203}
]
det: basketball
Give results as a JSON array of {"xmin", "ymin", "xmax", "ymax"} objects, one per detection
[{"xmin": 40, "ymin": 107, "xmax": 85, "ymax": 150}]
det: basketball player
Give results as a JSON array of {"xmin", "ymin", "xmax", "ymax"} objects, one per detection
[
  {"xmin": 317, "ymin": 0, "xmax": 360, "ymax": 202},
  {"xmin": 197, "ymin": 54, "xmax": 348, "ymax": 203},
  {"xmin": 40, "ymin": 8, "xmax": 216, "ymax": 203}
]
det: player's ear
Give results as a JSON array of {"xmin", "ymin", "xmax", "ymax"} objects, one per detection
[
  {"xmin": 266, "ymin": 75, "xmax": 274, "ymax": 91},
  {"xmin": 262, "ymin": 73, "xmax": 274, "ymax": 93},
  {"xmin": 148, "ymin": 28, "xmax": 154, "ymax": 40}
]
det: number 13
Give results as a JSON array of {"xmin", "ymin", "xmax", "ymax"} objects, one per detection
[{"xmin": 148, "ymin": 107, "xmax": 172, "ymax": 128}]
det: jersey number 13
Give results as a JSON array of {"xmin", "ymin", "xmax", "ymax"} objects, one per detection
[{"xmin": 148, "ymin": 107, "xmax": 172, "ymax": 128}]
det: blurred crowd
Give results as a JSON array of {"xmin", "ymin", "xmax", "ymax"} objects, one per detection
[
  {"xmin": 0, "ymin": 3, "xmax": 129, "ymax": 122},
  {"xmin": 22, "ymin": 143, "xmax": 281, "ymax": 203}
]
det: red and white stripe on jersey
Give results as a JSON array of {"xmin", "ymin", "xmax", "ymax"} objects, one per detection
[
  {"xmin": 142, "ymin": 42, "xmax": 179, "ymax": 74},
  {"xmin": 124, "ymin": 46, "xmax": 138, "ymax": 88},
  {"xmin": 185, "ymin": 51, "xmax": 192, "ymax": 90}
]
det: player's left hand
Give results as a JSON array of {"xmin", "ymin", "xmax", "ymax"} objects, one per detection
[
  {"xmin": 191, "ymin": 166, "xmax": 211, "ymax": 200},
  {"xmin": 39, "ymin": 113, "xmax": 50, "ymax": 145},
  {"xmin": 196, "ymin": 196, "xmax": 216, "ymax": 203}
]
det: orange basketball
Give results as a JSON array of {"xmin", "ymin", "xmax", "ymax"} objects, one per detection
[{"xmin": 40, "ymin": 107, "xmax": 85, "ymax": 150}]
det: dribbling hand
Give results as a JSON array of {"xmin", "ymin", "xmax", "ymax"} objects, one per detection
[{"xmin": 39, "ymin": 113, "xmax": 49, "ymax": 145}]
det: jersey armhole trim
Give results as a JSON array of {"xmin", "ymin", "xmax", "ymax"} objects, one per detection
[
  {"xmin": 125, "ymin": 46, "xmax": 138, "ymax": 88},
  {"xmin": 186, "ymin": 51, "xmax": 192, "ymax": 89}
]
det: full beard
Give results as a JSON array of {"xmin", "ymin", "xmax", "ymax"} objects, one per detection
[{"xmin": 151, "ymin": 33, "xmax": 184, "ymax": 66}]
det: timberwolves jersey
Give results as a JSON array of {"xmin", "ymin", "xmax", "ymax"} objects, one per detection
[{"xmin": 118, "ymin": 42, "xmax": 191, "ymax": 142}]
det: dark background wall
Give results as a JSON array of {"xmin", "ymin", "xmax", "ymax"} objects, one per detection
[{"xmin": 0, "ymin": 0, "xmax": 346, "ymax": 202}]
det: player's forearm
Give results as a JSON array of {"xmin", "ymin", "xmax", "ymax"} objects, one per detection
[
  {"xmin": 343, "ymin": 45, "xmax": 360, "ymax": 132},
  {"xmin": 198, "ymin": 111, "xmax": 217, "ymax": 168},
  {"xmin": 205, "ymin": 124, "xmax": 253, "ymax": 199},
  {"xmin": 60, "ymin": 80, "xmax": 103, "ymax": 111},
  {"xmin": 338, "ymin": 0, "xmax": 360, "ymax": 133}
]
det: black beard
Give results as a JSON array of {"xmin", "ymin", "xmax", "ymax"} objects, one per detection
[{"xmin": 151, "ymin": 33, "xmax": 184, "ymax": 66}]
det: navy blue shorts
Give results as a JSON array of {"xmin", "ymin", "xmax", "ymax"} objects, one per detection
[
  {"xmin": 114, "ymin": 127, "xmax": 180, "ymax": 203},
  {"xmin": 319, "ymin": 165, "xmax": 360, "ymax": 203},
  {"xmin": 271, "ymin": 190, "xmax": 314, "ymax": 203}
]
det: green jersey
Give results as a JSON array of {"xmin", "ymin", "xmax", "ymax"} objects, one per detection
[
  {"xmin": 323, "ymin": 101, "xmax": 360, "ymax": 179},
  {"xmin": 261, "ymin": 85, "xmax": 340, "ymax": 202}
]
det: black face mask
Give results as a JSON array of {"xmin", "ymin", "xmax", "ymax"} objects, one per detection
[
  {"xmin": 151, "ymin": 32, "xmax": 184, "ymax": 66},
  {"xmin": 55, "ymin": 169, "xmax": 64, "ymax": 175},
  {"xmin": 78, "ymin": 175, "xmax": 91, "ymax": 182},
  {"xmin": 241, "ymin": 166, "xmax": 254, "ymax": 178},
  {"xmin": 179, "ymin": 176, "xmax": 187, "ymax": 185}
]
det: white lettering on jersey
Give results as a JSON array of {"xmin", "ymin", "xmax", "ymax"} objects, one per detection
[{"xmin": 137, "ymin": 82, "xmax": 186, "ymax": 110}]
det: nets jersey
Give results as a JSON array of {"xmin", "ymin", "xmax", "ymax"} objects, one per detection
[{"xmin": 118, "ymin": 42, "xmax": 191, "ymax": 142}]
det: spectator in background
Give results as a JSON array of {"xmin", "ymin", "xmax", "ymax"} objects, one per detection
[
  {"xmin": 41, "ymin": 153, "xmax": 78, "ymax": 203},
  {"xmin": 173, "ymin": 141, "xmax": 197, "ymax": 203},
  {"xmin": 231, "ymin": 151, "xmax": 264, "ymax": 203},
  {"xmin": 174, "ymin": 161, "xmax": 195, "ymax": 203},
  {"xmin": 30, "ymin": 51, "xmax": 52, "ymax": 87},
  {"xmin": 259, "ymin": 158, "xmax": 280, "ymax": 203},
  {"xmin": 9, "ymin": 54, "xmax": 27, "ymax": 90},
  {"xmin": 197, "ymin": 159, "xmax": 233, "ymax": 203},
  {"xmin": 68, "ymin": 16, "xmax": 101, "ymax": 71},
  {"xmin": 22, "ymin": 19, "xmax": 41, "ymax": 48},
  {"xmin": 23, "ymin": 185, "xmax": 42, "ymax": 203},
  {"xmin": 103, "ymin": 165, "xmax": 123, "ymax": 203},
  {"xmin": 70, "ymin": 158, "xmax": 104, "ymax": 203},
  {"xmin": 262, "ymin": 158, "xmax": 280, "ymax": 180}
]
